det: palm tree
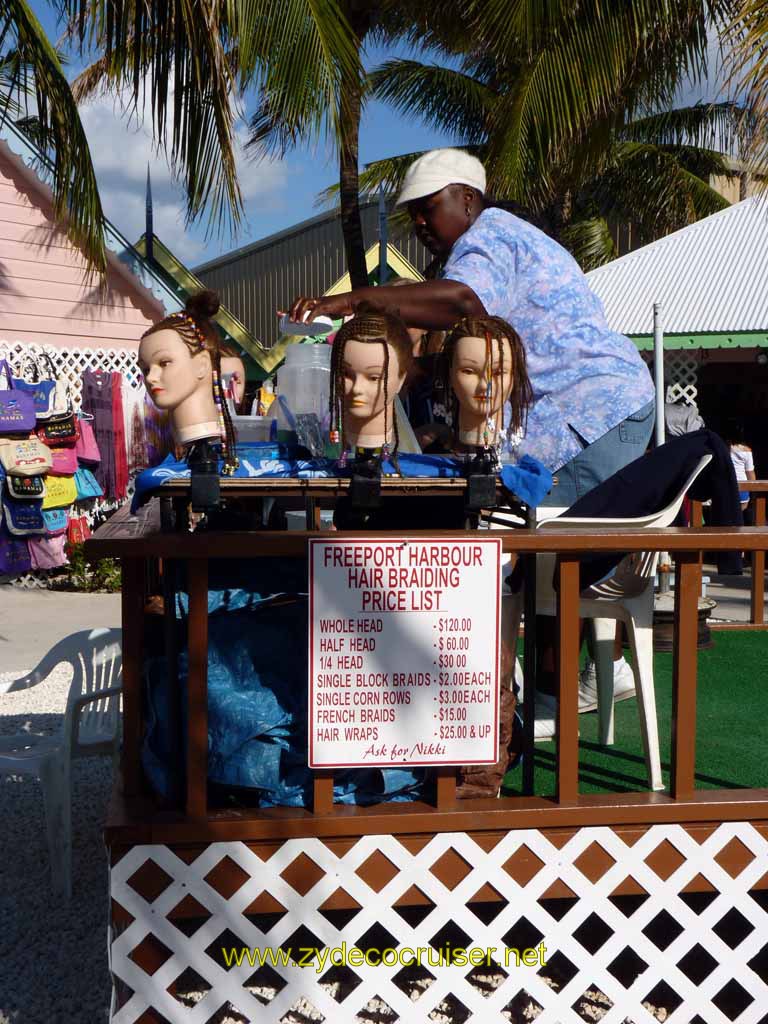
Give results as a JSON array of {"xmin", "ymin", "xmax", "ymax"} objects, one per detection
[
  {"xmin": 726, "ymin": 1, "xmax": 768, "ymax": 179},
  {"xmin": 352, "ymin": 1, "xmax": 746, "ymax": 269},
  {"xmin": 0, "ymin": 0, "xmax": 356, "ymax": 274}
]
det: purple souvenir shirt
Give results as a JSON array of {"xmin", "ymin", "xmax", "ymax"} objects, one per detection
[{"xmin": 442, "ymin": 207, "xmax": 654, "ymax": 472}]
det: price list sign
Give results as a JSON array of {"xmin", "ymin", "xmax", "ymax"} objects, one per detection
[{"xmin": 308, "ymin": 538, "xmax": 501, "ymax": 768}]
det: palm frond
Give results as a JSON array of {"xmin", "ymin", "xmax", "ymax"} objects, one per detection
[
  {"xmin": 367, "ymin": 59, "xmax": 495, "ymax": 143},
  {"xmin": 315, "ymin": 149, "xmax": 433, "ymax": 206},
  {"xmin": 623, "ymin": 102, "xmax": 750, "ymax": 153},
  {"xmin": 560, "ymin": 216, "xmax": 617, "ymax": 270},
  {"xmin": 724, "ymin": 0, "xmax": 768, "ymax": 178},
  {"xmin": 0, "ymin": 0, "xmax": 106, "ymax": 272}
]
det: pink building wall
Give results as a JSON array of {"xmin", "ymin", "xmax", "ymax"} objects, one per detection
[{"xmin": 0, "ymin": 140, "xmax": 164, "ymax": 350}]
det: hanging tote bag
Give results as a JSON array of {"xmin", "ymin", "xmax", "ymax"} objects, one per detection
[
  {"xmin": 29, "ymin": 535, "xmax": 68, "ymax": 570},
  {"xmin": 0, "ymin": 359, "xmax": 36, "ymax": 433},
  {"xmin": 48, "ymin": 445, "xmax": 79, "ymax": 476},
  {"xmin": 2, "ymin": 495, "xmax": 45, "ymax": 536},
  {"xmin": 0, "ymin": 437, "xmax": 53, "ymax": 476},
  {"xmin": 37, "ymin": 413, "xmax": 79, "ymax": 447},
  {"xmin": 12, "ymin": 354, "xmax": 56, "ymax": 421},
  {"xmin": 75, "ymin": 415, "xmax": 101, "ymax": 465},
  {"xmin": 37, "ymin": 353, "xmax": 73, "ymax": 422},
  {"xmin": 0, "ymin": 528, "xmax": 31, "ymax": 575},
  {"xmin": 74, "ymin": 467, "xmax": 103, "ymax": 500},
  {"xmin": 6, "ymin": 474, "xmax": 46, "ymax": 499},
  {"xmin": 42, "ymin": 474, "xmax": 77, "ymax": 510},
  {"xmin": 42, "ymin": 507, "xmax": 68, "ymax": 535},
  {"xmin": 66, "ymin": 513, "xmax": 91, "ymax": 546}
]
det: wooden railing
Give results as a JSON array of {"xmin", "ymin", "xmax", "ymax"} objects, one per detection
[
  {"xmin": 691, "ymin": 480, "xmax": 768, "ymax": 627},
  {"xmin": 88, "ymin": 522, "xmax": 768, "ymax": 844}
]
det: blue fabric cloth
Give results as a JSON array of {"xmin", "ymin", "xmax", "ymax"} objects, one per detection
[
  {"xmin": 142, "ymin": 567, "xmax": 428, "ymax": 807},
  {"xmin": 442, "ymin": 207, "xmax": 655, "ymax": 473},
  {"xmin": 499, "ymin": 455, "xmax": 553, "ymax": 508},
  {"xmin": 132, "ymin": 443, "xmax": 553, "ymax": 508}
]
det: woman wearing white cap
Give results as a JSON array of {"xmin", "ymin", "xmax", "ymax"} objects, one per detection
[{"xmin": 288, "ymin": 147, "xmax": 654, "ymax": 504}]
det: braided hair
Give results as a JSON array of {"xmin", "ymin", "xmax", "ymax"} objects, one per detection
[
  {"xmin": 440, "ymin": 316, "xmax": 532, "ymax": 444},
  {"xmin": 141, "ymin": 289, "xmax": 239, "ymax": 473},
  {"xmin": 329, "ymin": 302, "xmax": 412, "ymax": 458}
]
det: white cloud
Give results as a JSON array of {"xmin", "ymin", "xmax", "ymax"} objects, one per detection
[{"xmin": 77, "ymin": 88, "xmax": 291, "ymax": 263}]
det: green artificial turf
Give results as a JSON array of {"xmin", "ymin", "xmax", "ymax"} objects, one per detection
[{"xmin": 502, "ymin": 630, "xmax": 768, "ymax": 796}]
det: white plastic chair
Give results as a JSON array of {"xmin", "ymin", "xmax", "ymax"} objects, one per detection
[
  {"xmin": 0, "ymin": 627, "xmax": 122, "ymax": 899},
  {"xmin": 529, "ymin": 455, "xmax": 712, "ymax": 791}
]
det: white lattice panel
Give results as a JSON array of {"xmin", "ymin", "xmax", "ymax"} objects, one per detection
[
  {"xmin": 0, "ymin": 339, "xmax": 143, "ymax": 411},
  {"xmin": 109, "ymin": 822, "xmax": 768, "ymax": 1023},
  {"xmin": 641, "ymin": 351, "xmax": 700, "ymax": 406}
]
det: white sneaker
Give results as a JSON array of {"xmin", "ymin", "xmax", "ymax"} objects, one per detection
[
  {"xmin": 578, "ymin": 657, "xmax": 636, "ymax": 713},
  {"xmin": 534, "ymin": 700, "xmax": 555, "ymax": 742}
]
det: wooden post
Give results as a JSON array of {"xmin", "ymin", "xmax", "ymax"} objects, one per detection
[
  {"xmin": 690, "ymin": 500, "xmax": 704, "ymax": 529},
  {"xmin": 436, "ymin": 765, "xmax": 457, "ymax": 810},
  {"xmin": 752, "ymin": 494, "xmax": 766, "ymax": 626},
  {"xmin": 555, "ymin": 557, "xmax": 580, "ymax": 803},
  {"xmin": 312, "ymin": 772, "xmax": 335, "ymax": 815},
  {"xmin": 186, "ymin": 559, "xmax": 209, "ymax": 819},
  {"xmin": 671, "ymin": 552, "xmax": 701, "ymax": 800},
  {"xmin": 522, "ymin": 555, "xmax": 537, "ymax": 796},
  {"xmin": 120, "ymin": 558, "xmax": 145, "ymax": 797}
]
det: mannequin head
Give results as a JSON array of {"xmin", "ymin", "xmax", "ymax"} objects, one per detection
[
  {"xmin": 441, "ymin": 316, "xmax": 531, "ymax": 448},
  {"xmin": 139, "ymin": 290, "xmax": 238, "ymax": 471},
  {"xmin": 220, "ymin": 348, "xmax": 246, "ymax": 409},
  {"xmin": 329, "ymin": 303, "xmax": 412, "ymax": 452}
]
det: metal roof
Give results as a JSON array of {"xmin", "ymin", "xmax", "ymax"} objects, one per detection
[{"xmin": 586, "ymin": 197, "xmax": 768, "ymax": 337}]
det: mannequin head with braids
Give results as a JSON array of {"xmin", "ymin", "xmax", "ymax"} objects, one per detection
[
  {"xmin": 441, "ymin": 316, "xmax": 532, "ymax": 451},
  {"xmin": 138, "ymin": 289, "xmax": 238, "ymax": 471},
  {"xmin": 329, "ymin": 302, "xmax": 413, "ymax": 453}
]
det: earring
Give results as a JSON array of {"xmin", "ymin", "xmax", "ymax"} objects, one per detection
[{"xmin": 465, "ymin": 207, "xmax": 471, "ymax": 217}]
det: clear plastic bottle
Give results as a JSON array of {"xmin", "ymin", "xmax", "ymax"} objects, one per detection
[{"xmin": 276, "ymin": 344, "xmax": 331, "ymax": 425}]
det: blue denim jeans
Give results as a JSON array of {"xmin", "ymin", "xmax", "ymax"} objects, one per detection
[{"xmin": 540, "ymin": 400, "xmax": 655, "ymax": 508}]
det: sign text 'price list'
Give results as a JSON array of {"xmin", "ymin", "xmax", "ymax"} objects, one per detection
[{"xmin": 309, "ymin": 538, "xmax": 501, "ymax": 768}]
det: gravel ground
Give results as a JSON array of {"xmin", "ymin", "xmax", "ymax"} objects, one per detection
[{"xmin": 0, "ymin": 665, "xmax": 113, "ymax": 1024}]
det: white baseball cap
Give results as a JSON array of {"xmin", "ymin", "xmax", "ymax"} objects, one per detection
[{"xmin": 396, "ymin": 148, "xmax": 486, "ymax": 206}]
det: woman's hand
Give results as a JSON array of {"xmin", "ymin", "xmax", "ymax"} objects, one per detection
[{"xmin": 281, "ymin": 293, "xmax": 352, "ymax": 325}]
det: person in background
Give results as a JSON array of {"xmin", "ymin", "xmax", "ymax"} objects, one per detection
[{"xmin": 725, "ymin": 419, "xmax": 757, "ymax": 515}]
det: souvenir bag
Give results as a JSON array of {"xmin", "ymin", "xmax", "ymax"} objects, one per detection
[
  {"xmin": 37, "ymin": 413, "xmax": 79, "ymax": 447},
  {"xmin": 37, "ymin": 353, "xmax": 73, "ymax": 422},
  {"xmin": 29, "ymin": 534, "xmax": 68, "ymax": 569},
  {"xmin": 0, "ymin": 437, "xmax": 53, "ymax": 476},
  {"xmin": 2, "ymin": 494, "xmax": 45, "ymax": 536},
  {"xmin": 0, "ymin": 528, "xmax": 31, "ymax": 575},
  {"xmin": 12, "ymin": 354, "xmax": 56, "ymax": 420},
  {"xmin": 42, "ymin": 474, "xmax": 77, "ymax": 510},
  {"xmin": 74, "ymin": 466, "xmax": 103, "ymax": 500},
  {"xmin": 42, "ymin": 507, "xmax": 68, "ymax": 535},
  {"xmin": 0, "ymin": 359, "xmax": 36, "ymax": 433},
  {"xmin": 6, "ymin": 474, "xmax": 46, "ymax": 499},
  {"xmin": 75, "ymin": 414, "xmax": 101, "ymax": 465},
  {"xmin": 67, "ymin": 513, "xmax": 91, "ymax": 546},
  {"xmin": 48, "ymin": 445, "xmax": 79, "ymax": 476}
]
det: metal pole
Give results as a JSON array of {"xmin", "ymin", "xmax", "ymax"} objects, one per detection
[
  {"xmin": 378, "ymin": 183, "xmax": 388, "ymax": 286},
  {"xmin": 653, "ymin": 302, "xmax": 665, "ymax": 447},
  {"xmin": 653, "ymin": 302, "xmax": 671, "ymax": 593}
]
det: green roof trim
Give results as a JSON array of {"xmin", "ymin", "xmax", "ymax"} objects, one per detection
[{"xmin": 632, "ymin": 331, "xmax": 768, "ymax": 351}]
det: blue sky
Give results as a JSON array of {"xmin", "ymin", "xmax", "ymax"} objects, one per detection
[{"xmin": 28, "ymin": 3, "xmax": 725, "ymax": 269}]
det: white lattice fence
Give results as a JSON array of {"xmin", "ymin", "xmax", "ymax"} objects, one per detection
[
  {"xmin": 642, "ymin": 351, "xmax": 700, "ymax": 406},
  {"xmin": 109, "ymin": 822, "xmax": 768, "ymax": 1023},
  {"xmin": 0, "ymin": 339, "xmax": 143, "ymax": 411}
]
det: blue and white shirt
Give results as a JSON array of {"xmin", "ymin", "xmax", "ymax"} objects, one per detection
[{"xmin": 442, "ymin": 207, "xmax": 654, "ymax": 472}]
